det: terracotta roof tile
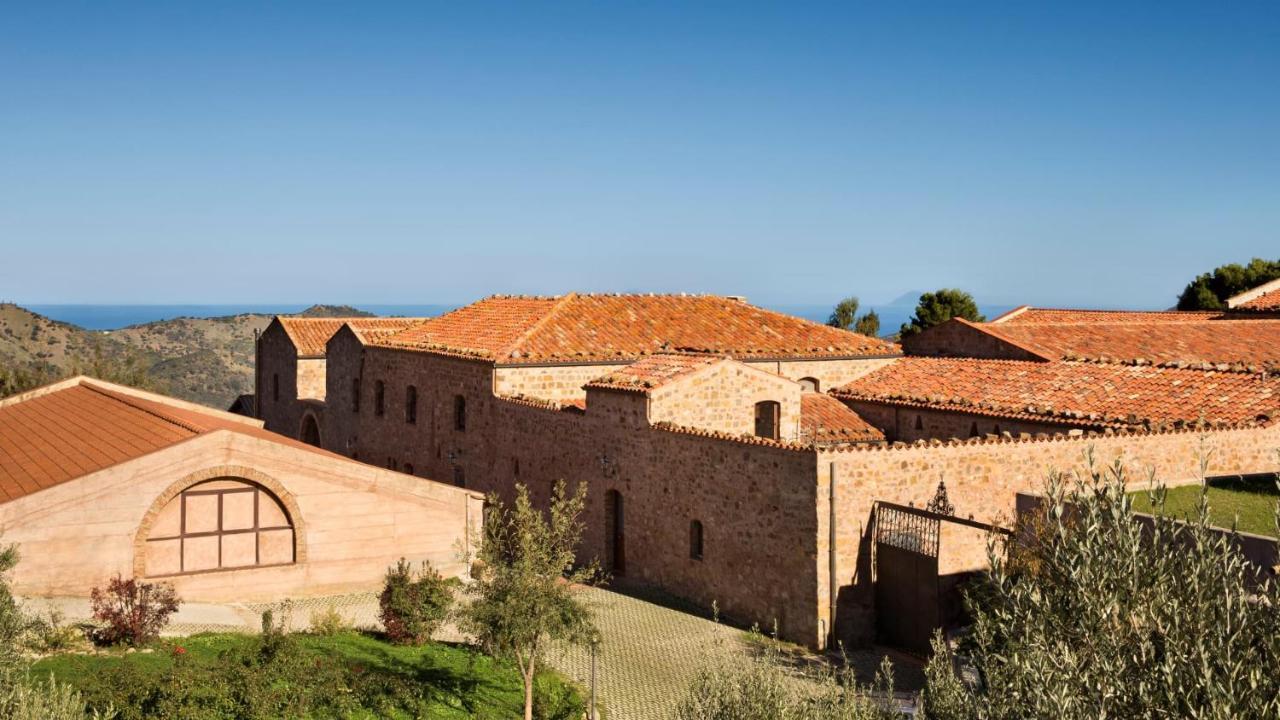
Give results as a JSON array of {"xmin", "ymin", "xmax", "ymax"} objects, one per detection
[
  {"xmin": 835, "ymin": 357, "xmax": 1279, "ymax": 429},
  {"xmin": 800, "ymin": 394, "xmax": 885, "ymax": 444},
  {"xmin": 278, "ymin": 318, "xmax": 426, "ymax": 357},
  {"xmin": 584, "ymin": 354, "xmax": 722, "ymax": 393},
  {"xmin": 1237, "ymin": 289, "xmax": 1280, "ymax": 312},
  {"xmin": 0, "ymin": 378, "xmax": 350, "ymax": 504},
  {"xmin": 979, "ymin": 320, "xmax": 1280, "ymax": 370},
  {"xmin": 372, "ymin": 294, "xmax": 900, "ymax": 363},
  {"xmin": 991, "ymin": 307, "xmax": 1224, "ymax": 324}
]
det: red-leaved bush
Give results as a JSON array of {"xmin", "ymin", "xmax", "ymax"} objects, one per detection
[{"xmin": 89, "ymin": 575, "xmax": 181, "ymax": 645}]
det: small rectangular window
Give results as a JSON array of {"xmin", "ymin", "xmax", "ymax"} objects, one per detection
[
  {"xmin": 352, "ymin": 378, "xmax": 361, "ymax": 413},
  {"xmin": 454, "ymin": 395, "xmax": 467, "ymax": 432}
]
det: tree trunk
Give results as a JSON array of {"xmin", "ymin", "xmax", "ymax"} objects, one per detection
[{"xmin": 524, "ymin": 663, "xmax": 535, "ymax": 720}]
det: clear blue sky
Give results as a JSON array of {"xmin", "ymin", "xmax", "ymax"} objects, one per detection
[{"xmin": 1, "ymin": 2, "xmax": 1276, "ymax": 308}]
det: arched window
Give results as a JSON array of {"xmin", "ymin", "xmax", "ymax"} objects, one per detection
[
  {"xmin": 606, "ymin": 490, "xmax": 625, "ymax": 574},
  {"xmin": 272, "ymin": 374, "xmax": 280, "ymax": 403},
  {"xmin": 969, "ymin": 421, "xmax": 980, "ymax": 438},
  {"xmin": 993, "ymin": 424, "xmax": 1002, "ymax": 436},
  {"xmin": 798, "ymin": 377, "xmax": 820, "ymax": 393},
  {"xmin": 300, "ymin": 414, "xmax": 321, "ymax": 447},
  {"xmin": 454, "ymin": 395, "xmax": 467, "ymax": 431},
  {"xmin": 351, "ymin": 378, "xmax": 361, "ymax": 413},
  {"xmin": 689, "ymin": 520, "xmax": 704, "ymax": 560},
  {"xmin": 403, "ymin": 463, "xmax": 414, "ymax": 476},
  {"xmin": 405, "ymin": 385, "xmax": 418, "ymax": 424},
  {"xmin": 915, "ymin": 414, "xmax": 924, "ymax": 431},
  {"xmin": 754, "ymin": 401, "xmax": 780, "ymax": 441},
  {"xmin": 452, "ymin": 466, "xmax": 466, "ymax": 488},
  {"xmin": 374, "ymin": 380, "xmax": 385, "ymax": 417},
  {"xmin": 143, "ymin": 479, "xmax": 295, "ymax": 577}
]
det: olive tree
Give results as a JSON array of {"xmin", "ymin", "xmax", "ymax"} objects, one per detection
[
  {"xmin": 922, "ymin": 452, "xmax": 1280, "ymax": 720},
  {"xmin": 460, "ymin": 481, "xmax": 596, "ymax": 720}
]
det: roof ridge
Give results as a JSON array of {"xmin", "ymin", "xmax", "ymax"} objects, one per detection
[
  {"xmin": 79, "ymin": 381, "xmax": 207, "ymax": 434},
  {"xmin": 498, "ymin": 292, "xmax": 578, "ymax": 360}
]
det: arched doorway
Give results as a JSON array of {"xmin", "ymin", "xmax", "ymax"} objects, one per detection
[
  {"xmin": 604, "ymin": 489, "xmax": 625, "ymax": 575},
  {"xmin": 300, "ymin": 414, "xmax": 321, "ymax": 447}
]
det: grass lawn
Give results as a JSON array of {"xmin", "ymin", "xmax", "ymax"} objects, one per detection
[
  {"xmin": 31, "ymin": 631, "xmax": 581, "ymax": 720},
  {"xmin": 1129, "ymin": 475, "xmax": 1280, "ymax": 538}
]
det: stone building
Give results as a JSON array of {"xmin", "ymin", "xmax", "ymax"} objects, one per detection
[
  {"xmin": 255, "ymin": 291, "xmax": 1280, "ymax": 648},
  {"xmin": 0, "ymin": 377, "xmax": 482, "ymax": 603}
]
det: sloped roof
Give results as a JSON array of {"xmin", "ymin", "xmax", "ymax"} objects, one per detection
[
  {"xmin": 371, "ymin": 294, "xmax": 900, "ymax": 364},
  {"xmin": 800, "ymin": 394, "xmax": 885, "ymax": 444},
  {"xmin": 584, "ymin": 354, "xmax": 723, "ymax": 393},
  {"xmin": 990, "ymin": 306, "xmax": 1224, "ymax": 324},
  {"xmin": 277, "ymin": 317, "xmax": 425, "ymax": 357},
  {"xmin": 834, "ymin": 357, "xmax": 1279, "ymax": 429},
  {"xmin": 1236, "ymin": 290, "xmax": 1280, "ymax": 312},
  {"xmin": 979, "ymin": 319, "xmax": 1280, "ymax": 370},
  {"xmin": 0, "ymin": 377, "xmax": 343, "ymax": 503}
]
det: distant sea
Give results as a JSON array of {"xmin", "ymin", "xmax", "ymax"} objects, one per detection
[{"xmin": 28, "ymin": 302, "xmax": 1019, "ymax": 335}]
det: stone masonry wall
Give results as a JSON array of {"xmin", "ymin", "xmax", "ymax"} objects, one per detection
[
  {"xmin": 495, "ymin": 363, "xmax": 618, "ymax": 403},
  {"xmin": 257, "ymin": 323, "xmax": 306, "ymax": 439},
  {"xmin": 815, "ymin": 422, "xmax": 1280, "ymax": 648},
  {"xmin": 648, "ymin": 361, "xmax": 802, "ymax": 440},
  {"xmin": 744, "ymin": 357, "xmax": 899, "ymax": 394},
  {"xmin": 324, "ymin": 346, "xmax": 823, "ymax": 643},
  {"xmin": 900, "ymin": 320, "xmax": 1042, "ymax": 360},
  {"xmin": 844, "ymin": 400, "xmax": 1079, "ymax": 442},
  {"xmin": 297, "ymin": 357, "xmax": 327, "ymax": 400}
]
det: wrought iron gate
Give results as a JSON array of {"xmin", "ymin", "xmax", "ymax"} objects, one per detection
[{"xmin": 874, "ymin": 501, "xmax": 942, "ymax": 655}]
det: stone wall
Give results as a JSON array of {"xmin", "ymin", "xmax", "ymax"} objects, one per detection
[
  {"xmin": 297, "ymin": 357, "xmax": 327, "ymax": 400},
  {"xmin": 901, "ymin": 319, "xmax": 1043, "ymax": 360},
  {"xmin": 816, "ymin": 422, "xmax": 1280, "ymax": 648},
  {"xmin": 648, "ymin": 361, "xmax": 801, "ymax": 440},
  {"xmin": 257, "ymin": 322, "xmax": 305, "ymax": 439},
  {"xmin": 495, "ymin": 363, "xmax": 617, "ymax": 402},
  {"xmin": 325, "ymin": 346, "xmax": 823, "ymax": 642},
  {"xmin": 2, "ymin": 431, "xmax": 482, "ymax": 602},
  {"xmin": 744, "ymin": 357, "xmax": 899, "ymax": 393},
  {"xmin": 844, "ymin": 400, "xmax": 1079, "ymax": 442}
]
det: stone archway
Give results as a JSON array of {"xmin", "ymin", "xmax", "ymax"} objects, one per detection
[
  {"xmin": 299, "ymin": 412, "xmax": 322, "ymax": 447},
  {"xmin": 133, "ymin": 465, "xmax": 307, "ymax": 578}
]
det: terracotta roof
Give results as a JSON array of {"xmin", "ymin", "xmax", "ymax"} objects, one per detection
[
  {"xmin": 277, "ymin": 317, "xmax": 426, "ymax": 357},
  {"xmin": 584, "ymin": 354, "xmax": 723, "ymax": 393},
  {"xmin": 1236, "ymin": 290, "xmax": 1280, "ymax": 312},
  {"xmin": 0, "ymin": 377, "xmax": 346, "ymax": 504},
  {"xmin": 371, "ymin": 294, "xmax": 901, "ymax": 363},
  {"xmin": 835, "ymin": 357, "xmax": 1279, "ymax": 429},
  {"xmin": 991, "ymin": 306, "xmax": 1224, "ymax": 324},
  {"xmin": 979, "ymin": 319, "xmax": 1280, "ymax": 370},
  {"xmin": 800, "ymin": 394, "xmax": 885, "ymax": 443}
]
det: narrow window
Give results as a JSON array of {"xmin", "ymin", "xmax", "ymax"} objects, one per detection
[
  {"xmin": 374, "ymin": 380, "xmax": 385, "ymax": 417},
  {"xmin": 453, "ymin": 466, "xmax": 466, "ymax": 488},
  {"xmin": 993, "ymin": 424, "xmax": 1002, "ymax": 436},
  {"xmin": 454, "ymin": 395, "xmax": 467, "ymax": 432},
  {"xmin": 798, "ymin": 377, "xmax": 819, "ymax": 393},
  {"xmin": 404, "ymin": 463, "xmax": 414, "ymax": 476},
  {"xmin": 754, "ymin": 401, "xmax": 780, "ymax": 441},
  {"xmin": 689, "ymin": 520, "xmax": 704, "ymax": 560},
  {"xmin": 405, "ymin": 385, "xmax": 418, "ymax": 424},
  {"xmin": 272, "ymin": 374, "xmax": 279, "ymax": 403},
  {"xmin": 915, "ymin": 415, "xmax": 924, "ymax": 431},
  {"xmin": 351, "ymin": 378, "xmax": 361, "ymax": 413},
  {"xmin": 513, "ymin": 457, "xmax": 520, "ymax": 476},
  {"xmin": 969, "ymin": 421, "xmax": 980, "ymax": 438}
]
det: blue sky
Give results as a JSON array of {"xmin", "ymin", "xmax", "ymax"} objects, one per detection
[{"xmin": 1, "ymin": 2, "xmax": 1277, "ymax": 308}]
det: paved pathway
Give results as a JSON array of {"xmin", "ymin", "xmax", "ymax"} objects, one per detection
[{"xmin": 22, "ymin": 585, "xmax": 923, "ymax": 719}]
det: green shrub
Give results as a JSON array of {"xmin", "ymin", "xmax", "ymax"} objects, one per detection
[
  {"xmin": 23, "ymin": 608, "xmax": 88, "ymax": 653},
  {"xmin": 0, "ymin": 671, "xmax": 115, "ymax": 720},
  {"xmin": 921, "ymin": 453, "xmax": 1280, "ymax": 720},
  {"xmin": 378, "ymin": 558, "xmax": 453, "ymax": 644},
  {"xmin": 307, "ymin": 606, "xmax": 350, "ymax": 636}
]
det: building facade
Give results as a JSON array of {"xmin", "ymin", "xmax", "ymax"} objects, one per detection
[{"xmin": 256, "ymin": 292, "xmax": 1280, "ymax": 648}]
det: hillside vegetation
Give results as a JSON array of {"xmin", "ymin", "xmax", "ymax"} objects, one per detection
[{"xmin": 0, "ymin": 304, "xmax": 376, "ymax": 408}]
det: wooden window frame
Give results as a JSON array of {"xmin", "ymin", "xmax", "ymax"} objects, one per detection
[{"xmin": 144, "ymin": 484, "xmax": 295, "ymax": 578}]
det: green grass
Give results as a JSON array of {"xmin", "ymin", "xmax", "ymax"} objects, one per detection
[
  {"xmin": 1130, "ymin": 476, "xmax": 1280, "ymax": 538},
  {"xmin": 31, "ymin": 631, "xmax": 581, "ymax": 720}
]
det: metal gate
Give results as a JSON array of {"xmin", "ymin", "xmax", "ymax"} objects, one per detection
[{"xmin": 874, "ymin": 500, "xmax": 943, "ymax": 655}]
